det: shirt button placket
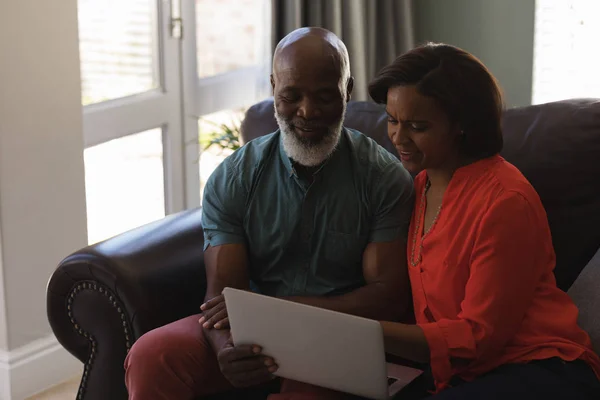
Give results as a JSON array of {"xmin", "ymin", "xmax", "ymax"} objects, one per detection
[{"xmin": 296, "ymin": 191, "xmax": 314, "ymax": 293}]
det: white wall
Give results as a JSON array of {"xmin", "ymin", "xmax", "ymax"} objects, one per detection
[
  {"xmin": 0, "ymin": 0, "xmax": 87, "ymax": 397},
  {"xmin": 0, "ymin": 229, "xmax": 7, "ymax": 352},
  {"xmin": 415, "ymin": 0, "xmax": 536, "ymax": 108}
]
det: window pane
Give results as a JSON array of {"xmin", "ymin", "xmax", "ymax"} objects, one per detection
[
  {"xmin": 195, "ymin": 0, "xmax": 271, "ymax": 78},
  {"xmin": 532, "ymin": 0, "xmax": 600, "ymax": 104},
  {"xmin": 84, "ymin": 129, "xmax": 165, "ymax": 244},
  {"xmin": 78, "ymin": 0, "xmax": 159, "ymax": 105},
  {"xmin": 198, "ymin": 109, "xmax": 245, "ymax": 203}
]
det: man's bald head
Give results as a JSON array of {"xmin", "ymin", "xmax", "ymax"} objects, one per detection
[{"xmin": 273, "ymin": 27, "xmax": 351, "ymax": 86}]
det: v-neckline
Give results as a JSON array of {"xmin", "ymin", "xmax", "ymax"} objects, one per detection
[{"xmin": 417, "ymin": 155, "xmax": 503, "ymax": 240}]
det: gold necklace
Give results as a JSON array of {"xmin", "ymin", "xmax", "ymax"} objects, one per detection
[{"xmin": 410, "ymin": 180, "xmax": 443, "ymax": 267}]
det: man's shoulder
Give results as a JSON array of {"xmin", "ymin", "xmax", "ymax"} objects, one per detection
[
  {"xmin": 221, "ymin": 131, "xmax": 279, "ymax": 174},
  {"xmin": 208, "ymin": 131, "xmax": 279, "ymax": 188},
  {"xmin": 229, "ymin": 130, "xmax": 279, "ymax": 163},
  {"xmin": 343, "ymin": 128, "xmax": 410, "ymax": 181}
]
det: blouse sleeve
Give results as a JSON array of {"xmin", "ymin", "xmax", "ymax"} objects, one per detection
[{"xmin": 418, "ymin": 190, "xmax": 550, "ymax": 385}]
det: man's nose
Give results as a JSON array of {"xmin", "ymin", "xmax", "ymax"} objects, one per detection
[{"xmin": 296, "ymin": 98, "xmax": 321, "ymax": 120}]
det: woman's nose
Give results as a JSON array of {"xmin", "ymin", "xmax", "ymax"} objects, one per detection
[{"xmin": 389, "ymin": 127, "xmax": 407, "ymax": 146}]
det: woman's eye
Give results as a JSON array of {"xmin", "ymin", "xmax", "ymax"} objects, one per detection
[
  {"xmin": 387, "ymin": 117, "xmax": 398, "ymax": 125},
  {"xmin": 411, "ymin": 124, "xmax": 427, "ymax": 132}
]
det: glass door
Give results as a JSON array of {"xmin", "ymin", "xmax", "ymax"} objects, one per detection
[
  {"xmin": 181, "ymin": 0, "xmax": 273, "ymax": 207},
  {"xmin": 78, "ymin": 0, "xmax": 273, "ymax": 243},
  {"xmin": 79, "ymin": 0, "xmax": 186, "ymax": 244}
]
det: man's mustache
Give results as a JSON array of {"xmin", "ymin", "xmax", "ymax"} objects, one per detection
[{"xmin": 280, "ymin": 119, "xmax": 329, "ymax": 132}]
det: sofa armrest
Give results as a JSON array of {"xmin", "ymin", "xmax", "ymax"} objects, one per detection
[
  {"xmin": 568, "ymin": 245, "xmax": 600, "ymax": 355},
  {"xmin": 46, "ymin": 208, "xmax": 206, "ymax": 400}
]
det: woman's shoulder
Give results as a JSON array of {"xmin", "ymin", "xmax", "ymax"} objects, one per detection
[
  {"xmin": 467, "ymin": 156, "xmax": 547, "ymax": 221},
  {"xmin": 457, "ymin": 158, "xmax": 552, "ymax": 247},
  {"xmin": 449, "ymin": 155, "xmax": 544, "ymax": 213},
  {"xmin": 486, "ymin": 157, "xmax": 540, "ymax": 201}
]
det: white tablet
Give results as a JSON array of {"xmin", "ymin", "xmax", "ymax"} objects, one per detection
[{"xmin": 223, "ymin": 287, "xmax": 422, "ymax": 399}]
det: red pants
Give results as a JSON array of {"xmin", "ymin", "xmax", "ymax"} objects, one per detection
[{"xmin": 124, "ymin": 314, "xmax": 357, "ymax": 400}]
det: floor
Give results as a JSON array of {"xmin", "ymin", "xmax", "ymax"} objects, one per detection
[{"xmin": 25, "ymin": 375, "xmax": 80, "ymax": 400}]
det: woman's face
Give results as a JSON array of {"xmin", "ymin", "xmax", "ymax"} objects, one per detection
[{"xmin": 386, "ymin": 85, "xmax": 461, "ymax": 176}]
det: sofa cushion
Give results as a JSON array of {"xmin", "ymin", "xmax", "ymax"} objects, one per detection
[
  {"xmin": 500, "ymin": 99, "xmax": 600, "ymax": 291},
  {"xmin": 240, "ymin": 98, "xmax": 398, "ymax": 158},
  {"xmin": 568, "ymin": 246, "xmax": 600, "ymax": 354}
]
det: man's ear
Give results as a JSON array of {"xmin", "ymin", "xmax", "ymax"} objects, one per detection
[
  {"xmin": 270, "ymin": 74, "xmax": 275, "ymax": 96},
  {"xmin": 346, "ymin": 76, "xmax": 354, "ymax": 102}
]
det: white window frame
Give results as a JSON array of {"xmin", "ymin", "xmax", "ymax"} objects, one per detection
[
  {"xmin": 181, "ymin": 0, "xmax": 272, "ymax": 208},
  {"xmin": 82, "ymin": 0, "xmax": 187, "ymax": 214},
  {"xmin": 82, "ymin": 0, "xmax": 273, "ymax": 213}
]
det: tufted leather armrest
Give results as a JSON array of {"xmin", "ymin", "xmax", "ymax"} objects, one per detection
[{"xmin": 46, "ymin": 208, "xmax": 206, "ymax": 400}]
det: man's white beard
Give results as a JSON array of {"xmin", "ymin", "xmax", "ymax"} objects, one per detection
[{"xmin": 275, "ymin": 103, "xmax": 346, "ymax": 167}]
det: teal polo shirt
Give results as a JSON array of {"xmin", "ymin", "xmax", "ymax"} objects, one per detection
[{"xmin": 202, "ymin": 128, "xmax": 414, "ymax": 297}]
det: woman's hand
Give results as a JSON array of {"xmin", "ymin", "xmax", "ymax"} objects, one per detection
[
  {"xmin": 199, "ymin": 294, "xmax": 229, "ymax": 329},
  {"xmin": 379, "ymin": 321, "xmax": 430, "ymax": 364}
]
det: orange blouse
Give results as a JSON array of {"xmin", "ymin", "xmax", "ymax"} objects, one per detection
[{"xmin": 408, "ymin": 155, "xmax": 600, "ymax": 392}]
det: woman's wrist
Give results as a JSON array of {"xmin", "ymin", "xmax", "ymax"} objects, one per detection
[{"xmin": 380, "ymin": 321, "xmax": 431, "ymax": 364}]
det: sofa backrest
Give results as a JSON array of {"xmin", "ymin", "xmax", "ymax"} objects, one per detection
[
  {"xmin": 501, "ymin": 99, "xmax": 600, "ymax": 291},
  {"xmin": 240, "ymin": 98, "xmax": 600, "ymax": 291}
]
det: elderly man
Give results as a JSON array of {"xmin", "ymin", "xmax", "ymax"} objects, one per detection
[{"xmin": 124, "ymin": 27, "xmax": 414, "ymax": 400}]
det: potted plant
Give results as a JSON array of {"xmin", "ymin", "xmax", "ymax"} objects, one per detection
[{"xmin": 200, "ymin": 112, "xmax": 244, "ymax": 154}]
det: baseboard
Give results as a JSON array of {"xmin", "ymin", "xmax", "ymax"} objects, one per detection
[{"xmin": 0, "ymin": 335, "xmax": 82, "ymax": 400}]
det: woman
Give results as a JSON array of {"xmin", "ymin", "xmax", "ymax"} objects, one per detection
[{"xmin": 368, "ymin": 43, "xmax": 600, "ymax": 399}]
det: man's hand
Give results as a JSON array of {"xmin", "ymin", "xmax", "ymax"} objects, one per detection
[
  {"xmin": 199, "ymin": 294, "xmax": 229, "ymax": 329},
  {"xmin": 217, "ymin": 338, "xmax": 278, "ymax": 388}
]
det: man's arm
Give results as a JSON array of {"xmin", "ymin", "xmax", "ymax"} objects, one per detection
[
  {"xmin": 200, "ymin": 158, "xmax": 252, "ymax": 352},
  {"xmin": 201, "ymin": 243, "xmax": 251, "ymax": 352},
  {"xmin": 285, "ymin": 237, "xmax": 410, "ymax": 321},
  {"xmin": 200, "ymin": 159, "xmax": 278, "ymax": 387},
  {"xmin": 201, "ymin": 243, "xmax": 279, "ymax": 387}
]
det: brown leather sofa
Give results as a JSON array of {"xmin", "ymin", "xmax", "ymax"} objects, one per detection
[{"xmin": 47, "ymin": 98, "xmax": 600, "ymax": 399}]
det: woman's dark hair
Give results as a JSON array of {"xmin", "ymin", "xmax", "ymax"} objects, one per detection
[{"xmin": 368, "ymin": 43, "xmax": 504, "ymax": 159}]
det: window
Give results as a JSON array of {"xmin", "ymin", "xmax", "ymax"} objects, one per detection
[
  {"xmin": 78, "ymin": 0, "xmax": 272, "ymax": 243},
  {"xmin": 532, "ymin": 0, "xmax": 600, "ymax": 104},
  {"xmin": 192, "ymin": 0, "xmax": 272, "ymax": 204},
  {"xmin": 198, "ymin": 109, "xmax": 246, "ymax": 203},
  {"xmin": 191, "ymin": 0, "xmax": 271, "ymax": 117},
  {"xmin": 78, "ymin": 0, "xmax": 159, "ymax": 105},
  {"xmin": 78, "ymin": 0, "xmax": 185, "ymax": 244},
  {"xmin": 84, "ymin": 129, "xmax": 165, "ymax": 244},
  {"xmin": 195, "ymin": 0, "xmax": 270, "ymax": 79}
]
